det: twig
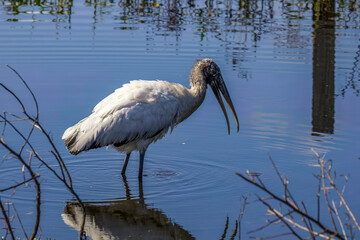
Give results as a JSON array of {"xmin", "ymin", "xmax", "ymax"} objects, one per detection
[
  {"xmin": 19, "ymin": 120, "xmax": 36, "ymax": 156},
  {"xmin": 249, "ymin": 232, "xmax": 294, "ymax": 239},
  {"xmin": 236, "ymin": 172, "xmax": 344, "ymax": 239},
  {"xmin": 258, "ymin": 197, "xmax": 302, "ymax": 240},
  {"xmin": 0, "ymin": 175, "xmax": 39, "ymax": 192},
  {"xmin": 2, "ymin": 66, "xmax": 72, "ymax": 187},
  {"xmin": 345, "ymin": 213, "xmax": 354, "ymax": 240},
  {"xmin": 247, "ymin": 209, "xmax": 295, "ymax": 234},
  {"xmin": 316, "ymin": 171, "xmax": 321, "ymax": 221},
  {"xmin": 238, "ymin": 195, "xmax": 248, "ymax": 240},
  {"xmin": 3, "ymin": 112, "xmax": 39, "ymax": 128},
  {"xmin": 36, "ymin": 120, "xmax": 73, "ymax": 188},
  {"xmin": 332, "ymin": 200, "xmax": 347, "ymax": 240},
  {"xmin": 318, "ymin": 151, "xmax": 338, "ymax": 233},
  {"xmin": 6, "ymin": 65, "xmax": 39, "ymax": 119},
  {"xmin": 267, "ymin": 208, "xmax": 334, "ymax": 239},
  {"xmin": 1, "ymin": 67, "xmax": 86, "ymax": 239},
  {"xmin": 0, "ymin": 83, "xmax": 27, "ymax": 115},
  {"xmin": 0, "ymin": 115, "xmax": 63, "ymax": 181},
  {"xmin": 50, "ymin": 150, "xmax": 66, "ymax": 180},
  {"xmin": 267, "ymin": 153, "xmax": 298, "ymax": 208},
  {"xmin": 301, "ymin": 201, "xmax": 316, "ymax": 240},
  {"xmin": 0, "ymin": 138, "xmax": 41, "ymax": 239},
  {"xmin": 0, "ymin": 200, "xmax": 15, "ymax": 240},
  {"xmin": 12, "ymin": 203, "xmax": 29, "ymax": 240},
  {"xmin": 313, "ymin": 149, "xmax": 360, "ymax": 231}
]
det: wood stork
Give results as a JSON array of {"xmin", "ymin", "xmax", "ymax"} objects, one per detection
[{"xmin": 62, "ymin": 58, "xmax": 239, "ymax": 178}]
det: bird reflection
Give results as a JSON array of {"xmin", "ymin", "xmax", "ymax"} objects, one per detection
[{"xmin": 62, "ymin": 176, "xmax": 194, "ymax": 240}]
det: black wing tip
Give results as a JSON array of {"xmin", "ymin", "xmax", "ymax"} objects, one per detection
[
  {"xmin": 64, "ymin": 143, "xmax": 80, "ymax": 155},
  {"xmin": 69, "ymin": 150, "xmax": 80, "ymax": 155}
]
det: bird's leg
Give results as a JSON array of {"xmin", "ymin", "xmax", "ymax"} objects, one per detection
[
  {"xmin": 121, "ymin": 174, "xmax": 131, "ymax": 200},
  {"xmin": 138, "ymin": 176, "xmax": 145, "ymax": 206},
  {"xmin": 121, "ymin": 152, "xmax": 131, "ymax": 175},
  {"xmin": 138, "ymin": 150, "xmax": 146, "ymax": 179}
]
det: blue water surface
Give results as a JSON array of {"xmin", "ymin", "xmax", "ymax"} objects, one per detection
[{"xmin": 0, "ymin": 1, "xmax": 359, "ymax": 239}]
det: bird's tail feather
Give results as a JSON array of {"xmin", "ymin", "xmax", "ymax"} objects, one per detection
[{"xmin": 62, "ymin": 117, "xmax": 100, "ymax": 155}]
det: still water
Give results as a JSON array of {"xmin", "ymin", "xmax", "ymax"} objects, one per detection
[{"xmin": 0, "ymin": 0, "xmax": 359, "ymax": 239}]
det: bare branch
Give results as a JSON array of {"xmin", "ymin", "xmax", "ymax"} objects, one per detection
[
  {"xmin": 249, "ymin": 232, "xmax": 294, "ymax": 239},
  {"xmin": 0, "ymin": 82, "xmax": 27, "ymax": 115},
  {"xmin": 247, "ymin": 210, "xmax": 296, "ymax": 234},
  {"xmin": 12, "ymin": 203, "xmax": 29, "ymax": 240},
  {"xmin": 268, "ymin": 208, "xmax": 334, "ymax": 239},
  {"xmin": 313, "ymin": 149, "xmax": 360, "ymax": 231},
  {"xmin": 267, "ymin": 153, "xmax": 298, "ymax": 208},
  {"xmin": 50, "ymin": 150, "xmax": 66, "ymax": 180},
  {"xmin": 316, "ymin": 171, "xmax": 321, "ymax": 222},
  {"xmin": 19, "ymin": 119, "xmax": 36, "ymax": 156},
  {"xmin": 345, "ymin": 213, "xmax": 354, "ymax": 240},
  {"xmin": 238, "ymin": 195, "xmax": 248, "ymax": 240},
  {"xmin": 6, "ymin": 64, "xmax": 39, "ymax": 119},
  {"xmin": 36, "ymin": 121, "xmax": 73, "ymax": 187},
  {"xmin": 332, "ymin": 200, "xmax": 347, "ymax": 240},
  {"xmin": 0, "ymin": 175, "xmax": 39, "ymax": 192},
  {"xmin": 0, "ymin": 66, "xmax": 86, "ymax": 239},
  {"xmin": 0, "ymin": 200, "xmax": 15, "ymax": 240},
  {"xmin": 319, "ymin": 151, "xmax": 338, "ymax": 233},
  {"xmin": 0, "ymin": 138, "xmax": 42, "ymax": 239},
  {"xmin": 301, "ymin": 201, "xmax": 316, "ymax": 240},
  {"xmin": 258, "ymin": 197, "xmax": 302, "ymax": 239},
  {"xmin": 236, "ymin": 171, "xmax": 344, "ymax": 239},
  {"xmin": 0, "ymin": 115, "xmax": 64, "ymax": 182}
]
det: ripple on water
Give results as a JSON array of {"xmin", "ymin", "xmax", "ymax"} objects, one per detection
[
  {"xmin": 244, "ymin": 112, "xmax": 343, "ymax": 155},
  {"xmin": 143, "ymin": 152, "xmax": 238, "ymax": 201},
  {"xmin": 58, "ymin": 147, "xmax": 239, "ymax": 202}
]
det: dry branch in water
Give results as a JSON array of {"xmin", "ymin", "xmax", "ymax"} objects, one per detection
[
  {"xmin": 236, "ymin": 151, "xmax": 359, "ymax": 239},
  {"xmin": 0, "ymin": 66, "xmax": 86, "ymax": 240}
]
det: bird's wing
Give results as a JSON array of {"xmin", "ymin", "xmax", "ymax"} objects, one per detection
[{"xmin": 63, "ymin": 80, "xmax": 184, "ymax": 154}]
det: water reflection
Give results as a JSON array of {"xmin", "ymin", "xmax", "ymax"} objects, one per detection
[
  {"xmin": 341, "ymin": 40, "xmax": 360, "ymax": 97},
  {"xmin": 311, "ymin": 0, "xmax": 335, "ymax": 135},
  {"xmin": 1, "ymin": 0, "xmax": 359, "ymax": 78},
  {"xmin": 2, "ymin": 0, "xmax": 73, "ymax": 21},
  {"xmin": 62, "ymin": 177, "xmax": 194, "ymax": 240}
]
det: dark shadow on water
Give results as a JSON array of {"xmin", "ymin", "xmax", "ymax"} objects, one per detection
[{"xmin": 62, "ymin": 176, "xmax": 194, "ymax": 240}]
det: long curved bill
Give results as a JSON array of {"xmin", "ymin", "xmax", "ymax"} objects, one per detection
[{"xmin": 209, "ymin": 75, "xmax": 239, "ymax": 134}]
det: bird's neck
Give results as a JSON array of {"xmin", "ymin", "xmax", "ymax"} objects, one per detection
[
  {"xmin": 182, "ymin": 70, "xmax": 207, "ymax": 119},
  {"xmin": 174, "ymin": 71, "xmax": 208, "ymax": 124},
  {"xmin": 189, "ymin": 69, "xmax": 207, "ymax": 102}
]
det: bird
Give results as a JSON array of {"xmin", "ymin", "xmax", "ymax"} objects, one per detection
[{"xmin": 62, "ymin": 58, "xmax": 239, "ymax": 179}]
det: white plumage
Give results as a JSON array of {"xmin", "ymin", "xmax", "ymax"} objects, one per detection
[{"xmin": 62, "ymin": 59, "xmax": 239, "ymax": 178}]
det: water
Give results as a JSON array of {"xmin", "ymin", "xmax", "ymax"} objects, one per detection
[{"xmin": 0, "ymin": 0, "xmax": 359, "ymax": 239}]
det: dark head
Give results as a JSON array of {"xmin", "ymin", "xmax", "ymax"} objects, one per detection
[{"xmin": 193, "ymin": 58, "xmax": 239, "ymax": 134}]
